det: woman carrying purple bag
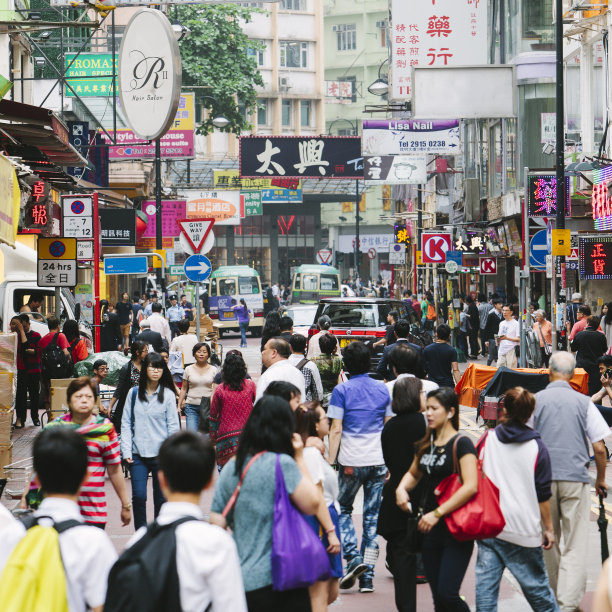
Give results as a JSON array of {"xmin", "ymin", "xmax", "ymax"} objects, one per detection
[{"xmin": 211, "ymin": 396, "xmax": 323, "ymax": 612}]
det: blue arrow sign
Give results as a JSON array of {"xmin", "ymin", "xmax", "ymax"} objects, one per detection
[
  {"xmin": 184, "ymin": 254, "xmax": 212, "ymax": 283},
  {"xmin": 530, "ymin": 230, "xmax": 549, "ymax": 268},
  {"xmin": 104, "ymin": 256, "xmax": 149, "ymax": 275}
]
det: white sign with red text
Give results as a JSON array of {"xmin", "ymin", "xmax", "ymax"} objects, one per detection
[
  {"xmin": 391, "ymin": 0, "xmax": 488, "ymax": 100},
  {"xmin": 422, "ymin": 233, "xmax": 452, "ymax": 264}
]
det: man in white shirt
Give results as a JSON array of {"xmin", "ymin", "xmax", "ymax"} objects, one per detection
[
  {"xmin": 0, "ymin": 428, "xmax": 117, "ymax": 612},
  {"xmin": 125, "ymin": 431, "xmax": 247, "ymax": 612},
  {"xmin": 288, "ymin": 334, "xmax": 323, "ymax": 402},
  {"xmin": 169, "ymin": 319, "xmax": 198, "ymax": 366},
  {"xmin": 148, "ymin": 302, "xmax": 172, "ymax": 348},
  {"xmin": 256, "ymin": 337, "xmax": 306, "ymax": 402},
  {"xmin": 497, "ymin": 305, "xmax": 520, "ymax": 369}
]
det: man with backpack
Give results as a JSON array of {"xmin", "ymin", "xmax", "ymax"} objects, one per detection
[
  {"xmin": 105, "ymin": 431, "xmax": 247, "ymax": 612},
  {"xmin": 38, "ymin": 316, "xmax": 73, "ymax": 410},
  {"xmin": 288, "ymin": 334, "xmax": 323, "ymax": 401},
  {"xmin": 0, "ymin": 428, "xmax": 117, "ymax": 612}
]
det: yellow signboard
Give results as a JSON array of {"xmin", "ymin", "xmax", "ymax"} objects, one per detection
[
  {"xmin": 416, "ymin": 250, "xmax": 423, "ymax": 265},
  {"xmin": 0, "ymin": 155, "xmax": 18, "ymax": 248},
  {"xmin": 38, "ymin": 237, "xmax": 77, "ymax": 260},
  {"xmin": 152, "ymin": 249, "xmax": 166, "ymax": 268},
  {"xmin": 172, "ymin": 93, "xmax": 195, "ymax": 131},
  {"xmin": 551, "ymin": 229, "xmax": 571, "ymax": 256},
  {"xmin": 213, "ymin": 169, "xmax": 301, "ymax": 191}
]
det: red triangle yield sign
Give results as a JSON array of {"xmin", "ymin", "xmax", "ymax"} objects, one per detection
[{"xmin": 177, "ymin": 218, "xmax": 215, "ymax": 253}]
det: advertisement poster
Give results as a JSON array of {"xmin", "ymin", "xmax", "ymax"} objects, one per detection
[
  {"xmin": 181, "ymin": 190, "xmax": 242, "ymax": 225},
  {"xmin": 213, "ymin": 169, "xmax": 302, "ymax": 203},
  {"xmin": 138, "ymin": 200, "xmax": 186, "ymax": 249},
  {"xmin": 364, "ymin": 154, "xmax": 427, "ymax": 184},
  {"xmin": 75, "ymin": 284, "xmax": 93, "ymax": 324}
]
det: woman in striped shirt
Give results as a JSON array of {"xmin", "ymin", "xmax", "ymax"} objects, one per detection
[{"xmin": 45, "ymin": 377, "xmax": 132, "ymax": 529}]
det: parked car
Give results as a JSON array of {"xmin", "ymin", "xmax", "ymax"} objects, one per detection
[
  {"xmin": 282, "ymin": 304, "xmax": 319, "ymax": 337},
  {"xmin": 310, "ymin": 298, "xmax": 423, "ymax": 374}
]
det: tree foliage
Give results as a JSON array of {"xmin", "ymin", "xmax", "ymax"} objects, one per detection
[{"xmin": 176, "ymin": 3, "xmax": 265, "ymax": 135}]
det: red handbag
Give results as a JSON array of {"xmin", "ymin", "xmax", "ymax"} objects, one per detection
[{"xmin": 434, "ymin": 433, "xmax": 505, "ymax": 542}]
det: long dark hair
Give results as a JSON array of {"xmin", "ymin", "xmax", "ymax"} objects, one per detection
[
  {"xmin": 262, "ymin": 312, "xmax": 281, "ymax": 341},
  {"xmin": 604, "ymin": 302, "xmax": 612, "ymax": 326},
  {"xmin": 235, "ymin": 396, "xmax": 295, "ymax": 474},
  {"xmin": 415, "ymin": 387, "xmax": 460, "ymax": 462},
  {"xmin": 391, "ymin": 376, "xmax": 422, "ymax": 415},
  {"xmin": 222, "ymin": 352, "xmax": 247, "ymax": 391},
  {"xmin": 138, "ymin": 352, "xmax": 176, "ymax": 402},
  {"xmin": 62, "ymin": 319, "xmax": 80, "ymax": 343}
]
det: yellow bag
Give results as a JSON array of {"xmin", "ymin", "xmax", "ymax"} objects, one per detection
[{"xmin": 0, "ymin": 518, "xmax": 80, "ymax": 612}]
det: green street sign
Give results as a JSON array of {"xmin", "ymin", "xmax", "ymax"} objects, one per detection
[
  {"xmin": 65, "ymin": 53, "xmax": 117, "ymax": 98},
  {"xmin": 241, "ymin": 190, "xmax": 262, "ymax": 216},
  {"xmin": 169, "ymin": 265, "xmax": 184, "ymax": 276}
]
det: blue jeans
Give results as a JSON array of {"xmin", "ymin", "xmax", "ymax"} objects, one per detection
[
  {"xmin": 184, "ymin": 402, "xmax": 200, "ymax": 431},
  {"xmin": 239, "ymin": 321, "xmax": 249, "ymax": 347},
  {"xmin": 476, "ymin": 538, "xmax": 559, "ymax": 612},
  {"xmin": 337, "ymin": 464, "xmax": 386, "ymax": 581},
  {"xmin": 129, "ymin": 455, "xmax": 165, "ymax": 530}
]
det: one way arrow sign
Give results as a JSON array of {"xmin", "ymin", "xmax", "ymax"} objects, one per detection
[{"xmin": 480, "ymin": 257, "xmax": 497, "ymax": 275}]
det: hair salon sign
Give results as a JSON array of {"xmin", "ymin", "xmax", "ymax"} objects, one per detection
[{"xmin": 119, "ymin": 9, "xmax": 182, "ymax": 140}]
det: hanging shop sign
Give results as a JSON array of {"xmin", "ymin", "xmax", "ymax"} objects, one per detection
[
  {"xmin": 19, "ymin": 179, "xmax": 53, "ymax": 235},
  {"xmin": 421, "ymin": 232, "xmax": 452, "ymax": 264},
  {"xmin": 241, "ymin": 191, "xmax": 263, "ymax": 216},
  {"xmin": 65, "ymin": 53, "xmax": 116, "ymax": 98},
  {"xmin": 214, "ymin": 170, "xmax": 302, "ymax": 203},
  {"xmin": 118, "ymin": 8, "xmax": 181, "ymax": 140},
  {"xmin": 362, "ymin": 119, "xmax": 460, "ymax": 155},
  {"xmin": 0, "ymin": 154, "xmax": 18, "ymax": 247},
  {"xmin": 181, "ymin": 190, "xmax": 242, "ymax": 225},
  {"xmin": 390, "ymin": 0, "xmax": 487, "ymax": 100},
  {"xmin": 527, "ymin": 173, "xmax": 571, "ymax": 217},
  {"xmin": 99, "ymin": 208, "xmax": 136, "ymax": 246},
  {"xmin": 580, "ymin": 237, "xmax": 612, "ymax": 280},
  {"xmin": 364, "ymin": 154, "xmax": 427, "ymax": 184},
  {"xmin": 240, "ymin": 136, "xmax": 363, "ymax": 179},
  {"xmin": 138, "ymin": 200, "xmax": 186, "ymax": 249},
  {"xmin": 394, "ymin": 222, "xmax": 410, "ymax": 251},
  {"xmin": 591, "ymin": 165, "xmax": 612, "ymax": 230},
  {"xmin": 454, "ymin": 232, "xmax": 486, "ymax": 255}
]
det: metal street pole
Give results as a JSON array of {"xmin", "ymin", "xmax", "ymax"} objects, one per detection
[
  {"xmin": 195, "ymin": 281, "xmax": 201, "ymax": 341},
  {"xmin": 519, "ymin": 167, "xmax": 529, "ymax": 367},
  {"xmin": 354, "ymin": 179, "xmax": 360, "ymax": 287},
  {"xmin": 554, "ymin": 0, "xmax": 565, "ymax": 352},
  {"xmin": 155, "ymin": 138, "xmax": 163, "ymax": 295},
  {"xmin": 417, "ymin": 185, "xmax": 423, "ymax": 297}
]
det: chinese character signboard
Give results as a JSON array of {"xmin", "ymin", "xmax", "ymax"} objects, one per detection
[
  {"xmin": 139, "ymin": 200, "xmax": 186, "ymax": 249},
  {"xmin": 99, "ymin": 208, "xmax": 136, "ymax": 246},
  {"xmin": 454, "ymin": 232, "xmax": 486, "ymax": 255},
  {"xmin": 241, "ymin": 191, "xmax": 262, "ymax": 216},
  {"xmin": 181, "ymin": 190, "xmax": 242, "ymax": 225},
  {"xmin": 365, "ymin": 154, "xmax": 426, "ymax": 184},
  {"xmin": 580, "ymin": 237, "xmax": 612, "ymax": 279},
  {"xmin": 362, "ymin": 119, "xmax": 460, "ymax": 155},
  {"xmin": 65, "ymin": 53, "xmax": 116, "ymax": 97},
  {"xmin": 591, "ymin": 165, "xmax": 612, "ymax": 230},
  {"xmin": 527, "ymin": 174, "xmax": 571, "ymax": 217},
  {"xmin": 240, "ymin": 136, "xmax": 363, "ymax": 179},
  {"xmin": 391, "ymin": 0, "xmax": 488, "ymax": 100},
  {"xmin": 100, "ymin": 93, "xmax": 195, "ymax": 160},
  {"xmin": 394, "ymin": 222, "xmax": 410, "ymax": 251},
  {"xmin": 19, "ymin": 179, "xmax": 54, "ymax": 234},
  {"xmin": 325, "ymin": 80, "xmax": 354, "ymax": 103},
  {"xmin": 337, "ymin": 234, "xmax": 394, "ymax": 253},
  {"xmin": 213, "ymin": 170, "xmax": 302, "ymax": 203}
]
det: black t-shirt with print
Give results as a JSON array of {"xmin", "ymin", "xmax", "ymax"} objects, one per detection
[{"xmin": 418, "ymin": 434, "xmax": 477, "ymax": 512}]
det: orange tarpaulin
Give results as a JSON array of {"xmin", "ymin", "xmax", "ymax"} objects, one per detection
[{"xmin": 455, "ymin": 364, "xmax": 589, "ymax": 408}]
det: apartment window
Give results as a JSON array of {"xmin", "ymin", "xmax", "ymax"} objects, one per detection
[
  {"xmin": 280, "ymin": 0, "xmax": 305, "ymax": 10},
  {"xmin": 106, "ymin": 25, "xmax": 125, "ymax": 52},
  {"xmin": 282, "ymin": 100, "xmax": 292, "ymax": 127},
  {"xmin": 300, "ymin": 100, "xmax": 311, "ymax": 127},
  {"xmin": 257, "ymin": 99, "xmax": 269, "ymax": 126},
  {"xmin": 522, "ymin": 0, "xmax": 553, "ymax": 38},
  {"xmin": 280, "ymin": 41, "xmax": 308, "ymax": 68},
  {"xmin": 334, "ymin": 24, "xmax": 356, "ymax": 51}
]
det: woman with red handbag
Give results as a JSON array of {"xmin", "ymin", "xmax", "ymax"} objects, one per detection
[
  {"xmin": 475, "ymin": 388, "xmax": 558, "ymax": 611},
  {"xmin": 396, "ymin": 388, "xmax": 478, "ymax": 611}
]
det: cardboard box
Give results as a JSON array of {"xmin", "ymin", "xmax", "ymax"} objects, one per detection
[
  {"xmin": 50, "ymin": 379, "xmax": 101, "ymax": 416},
  {"xmin": 0, "ymin": 370, "xmax": 14, "ymax": 411},
  {"xmin": 0, "ymin": 443, "xmax": 13, "ymax": 478},
  {"xmin": 0, "ymin": 409, "xmax": 13, "ymax": 444}
]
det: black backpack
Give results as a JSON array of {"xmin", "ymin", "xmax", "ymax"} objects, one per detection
[
  {"xmin": 105, "ymin": 516, "xmax": 202, "ymax": 612},
  {"xmin": 41, "ymin": 333, "xmax": 73, "ymax": 380}
]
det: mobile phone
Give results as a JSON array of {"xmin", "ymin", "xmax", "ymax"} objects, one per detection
[{"xmin": 606, "ymin": 368, "xmax": 612, "ymax": 379}]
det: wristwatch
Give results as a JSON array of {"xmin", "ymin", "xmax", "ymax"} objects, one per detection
[
  {"xmin": 122, "ymin": 503, "xmax": 132, "ymax": 511},
  {"xmin": 433, "ymin": 507, "xmax": 443, "ymax": 519}
]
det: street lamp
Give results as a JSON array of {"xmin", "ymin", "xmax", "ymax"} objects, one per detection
[
  {"xmin": 327, "ymin": 119, "xmax": 361, "ymax": 284},
  {"xmin": 200, "ymin": 95, "xmax": 231, "ymax": 130},
  {"xmin": 368, "ymin": 58, "xmax": 389, "ymax": 96}
]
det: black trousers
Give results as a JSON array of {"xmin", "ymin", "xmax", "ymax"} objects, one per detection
[
  {"xmin": 245, "ymin": 585, "xmax": 311, "ymax": 612},
  {"xmin": 385, "ymin": 530, "xmax": 417, "ymax": 612},
  {"xmin": 16, "ymin": 370, "xmax": 40, "ymax": 424},
  {"xmin": 468, "ymin": 331, "xmax": 479, "ymax": 357}
]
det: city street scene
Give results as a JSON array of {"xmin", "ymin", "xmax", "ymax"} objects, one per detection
[{"xmin": 2, "ymin": 0, "xmax": 612, "ymax": 610}]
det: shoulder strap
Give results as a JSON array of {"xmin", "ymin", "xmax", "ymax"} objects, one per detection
[
  {"xmin": 21, "ymin": 515, "xmax": 81, "ymax": 534},
  {"xmin": 221, "ymin": 451, "xmax": 266, "ymax": 518},
  {"xmin": 130, "ymin": 387, "xmax": 138, "ymax": 435},
  {"xmin": 296, "ymin": 357, "xmax": 309, "ymax": 371},
  {"xmin": 450, "ymin": 434, "xmax": 462, "ymax": 474},
  {"xmin": 475, "ymin": 429, "xmax": 490, "ymax": 459}
]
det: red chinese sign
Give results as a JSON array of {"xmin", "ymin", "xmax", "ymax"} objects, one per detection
[
  {"xmin": 391, "ymin": 0, "xmax": 487, "ymax": 99},
  {"xmin": 579, "ymin": 237, "xmax": 612, "ymax": 280}
]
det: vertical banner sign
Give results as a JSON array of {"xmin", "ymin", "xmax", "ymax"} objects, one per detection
[
  {"xmin": 390, "ymin": 0, "xmax": 488, "ymax": 100},
  {"xmin": 241, "ymin": 191, "xmax": 263, "ymax": 216}
]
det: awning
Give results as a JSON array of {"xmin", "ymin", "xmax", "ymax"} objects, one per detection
[{"xmin": 0, "ymin": 99, "xmax": 88, "ymax": 187}]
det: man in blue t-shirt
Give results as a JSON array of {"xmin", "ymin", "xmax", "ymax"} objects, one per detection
[
  {"xmin": 328, "ymin": 341, "xmax": 393, "ymax": 594},
  {"xmin": 423, "ymin": 323, "xmax": 460, "ymax": 388}
]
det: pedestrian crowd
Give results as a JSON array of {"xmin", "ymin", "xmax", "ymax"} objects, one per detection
[{"xmin": 3, "ymin": 288, "xmax": 612, "ymax": 612}]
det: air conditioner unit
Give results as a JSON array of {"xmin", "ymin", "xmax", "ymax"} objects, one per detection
[
  {"xmin": 279, "ymin": 76, "xmax": 291, "ymax": 91},
  {"xmin": 332, "ymin": 25, "xmax": 339, "ymax": 32}
]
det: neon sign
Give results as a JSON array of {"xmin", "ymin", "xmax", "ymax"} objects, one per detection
[
  {"xmin": 591, "ymin": 165, "xmax": 612, "ymax": 230},
  {"xmin": 579, "ymin": 236, "xmax": 612, "ymax": 280},
  {"xmin": 527, "ymin": 174, "xmax": 570, "ymax": 217}
]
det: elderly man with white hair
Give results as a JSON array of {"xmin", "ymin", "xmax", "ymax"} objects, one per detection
[
  {"xmin": 534, "ymin": 351, "xmax": 609, "ymax": 612},
  {"xmin": 532, "ymin": 309, "xmax": 552, "ymax": 367}
]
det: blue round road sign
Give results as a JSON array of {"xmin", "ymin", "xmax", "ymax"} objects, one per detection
[
  {"xmin": 530, "ymin": 230, "xmax": 549, "ymax": 268},
  {"xmin": 49, "ymin": 241, "xmax": 66, "ymax": 258},
  {"xmin": 71, "ymin": 200, "xmax": 85, "ymax": 215},
  {"xmin": 184, "ymin": 254, "xmax": 212, "ymax": 283}
]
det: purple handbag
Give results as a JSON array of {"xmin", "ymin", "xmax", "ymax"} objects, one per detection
[{"xmin": 271, "ymin": 455, "xmax": 332, "ymax": 591}]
